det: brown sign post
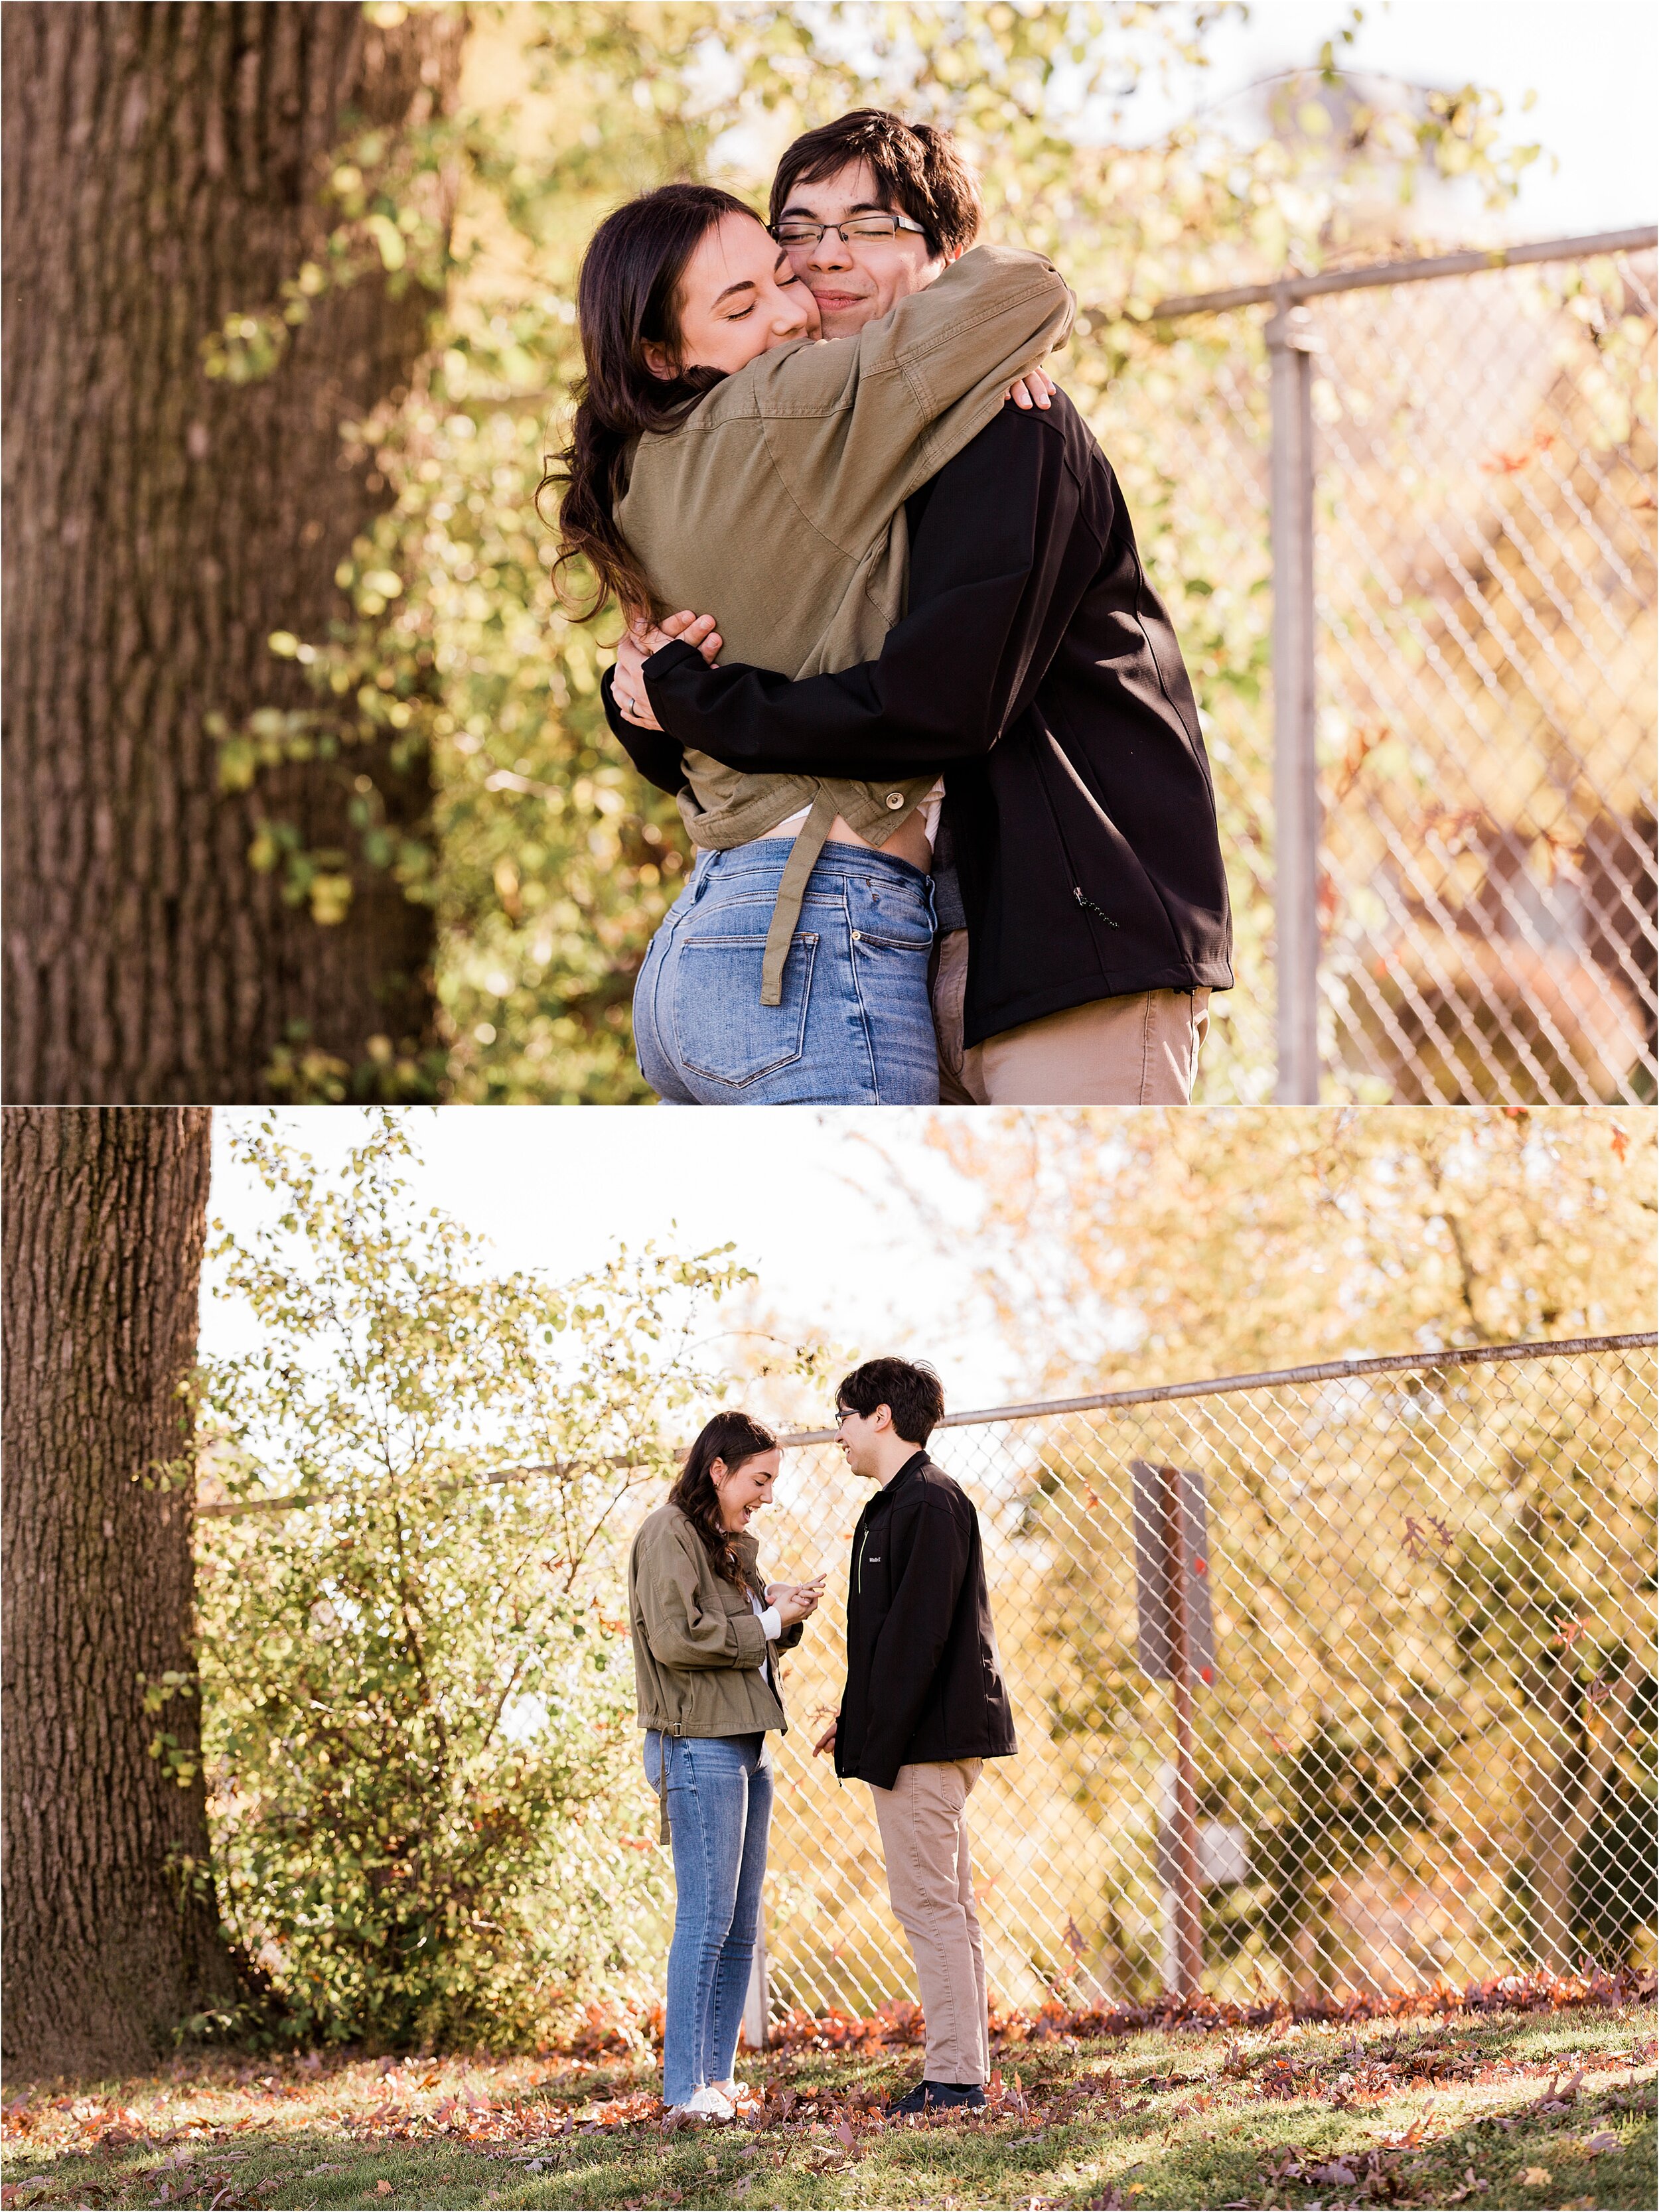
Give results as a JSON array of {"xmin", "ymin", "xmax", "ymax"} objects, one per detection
[{"xmin": 1131, "ymin": 1462, "xmax": 1215, "ymax": 1999}]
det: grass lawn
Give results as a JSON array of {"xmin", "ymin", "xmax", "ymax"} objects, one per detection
[{"xmin": 3, "ymin": 2002, "xmax": 1652, "ymax": 2211}]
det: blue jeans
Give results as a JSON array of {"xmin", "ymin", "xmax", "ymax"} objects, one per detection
[
  {"xmin": 644, "ymin": 1731, "xmax": 774, "ymax": 2107},
  {"xmin": 633, "ymin": 840, "xmax": 939, "ymax": 1104}
]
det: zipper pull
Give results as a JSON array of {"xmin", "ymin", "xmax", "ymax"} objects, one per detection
[{"xmin": 1072, "ymin": 885, "xmax": 1118, "ymax": 926}]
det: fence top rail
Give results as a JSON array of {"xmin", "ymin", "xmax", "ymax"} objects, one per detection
[
  {"xmin": 774, "ymin": 1332, "xmax": 1659, "ymax": 1446},
  {"xmin": 1147, "ymin": 224, "xmax": 1658, "ymax": 322},
  {"xmin": 198, "ymin": 1332, "xmax": 1656, "ymax": 1518}
]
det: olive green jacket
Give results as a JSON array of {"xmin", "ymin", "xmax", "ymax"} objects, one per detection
[
  {"xmin": 614, "ymin": 243, "xmax": 1075, "ymax": 1000},
  {"xmin": 628, "ymin": 1503, "xmax": 805, "ymax": 1839}
]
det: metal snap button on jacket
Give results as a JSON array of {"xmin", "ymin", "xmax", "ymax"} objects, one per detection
[{"xmin": 885, "ymin": 791, "xmax": 904, "ymax": 808}]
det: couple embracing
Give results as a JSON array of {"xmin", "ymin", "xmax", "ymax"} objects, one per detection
[
  {"xmin": 553, "ymin": 109, "xmax": 1233, "ymax": 1107},
  {"xmin": 628, "ymin": 1359, "xmax": 1011, "ymax": 2118}
]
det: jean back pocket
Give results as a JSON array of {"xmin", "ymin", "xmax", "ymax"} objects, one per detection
[{"xmin": 675, "ymin": 930, "xmax": 818, "ymax": 1087}]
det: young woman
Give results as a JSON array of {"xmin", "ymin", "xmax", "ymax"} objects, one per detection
[
  {"xmin": 552, "ymin": 183, "xmax": 1072, "ymax": 1105},
  {"xmin": 628, "ymin": 1411, "xmax": 824, "ymax": 2117}
]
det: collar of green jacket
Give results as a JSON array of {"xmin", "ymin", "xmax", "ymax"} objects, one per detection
[{"xmin": 615, "ymin": 243, "xmax": 1075, "ymax": 1001}]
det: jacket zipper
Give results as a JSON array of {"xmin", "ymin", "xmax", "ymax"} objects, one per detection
[
  {"xmin": 1073, "ymin": 884, "xmax": 1117, "ymax": 927},
  {"xmin": 855, "ymin": 1527, "xmax": 869, "ymax": 1595}
]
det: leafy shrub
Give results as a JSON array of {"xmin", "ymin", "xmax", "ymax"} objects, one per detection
[{"xmin": 197, "ymin": 1113, "xmax": 748, "ymax": 2047}]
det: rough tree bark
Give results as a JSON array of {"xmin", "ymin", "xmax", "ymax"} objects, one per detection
[
  {"xmin": 1, "ymin": 1107, "xmax": 236, "ymax": 2079},
  {"xmin": 3, "ymin": 4, "xmax": 467, "ymax": 1103}
]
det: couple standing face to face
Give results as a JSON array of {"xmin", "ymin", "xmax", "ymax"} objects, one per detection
[{"xmin": 643, "ymin": 159, "xmax": 953, "ymax": 380}]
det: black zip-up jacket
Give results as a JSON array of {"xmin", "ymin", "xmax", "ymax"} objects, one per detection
[
  {"xmin": 834, "ymin": 1450, "xmax": 1016, "ymax": 1791},
  {"xmin": 602, "ymin": 389, "xmax": 1233, "ymax": 1049}
]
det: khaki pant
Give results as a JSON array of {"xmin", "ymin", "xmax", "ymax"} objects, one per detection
[
  {"xmin": 932, "ymin": 928, "xmax": 1209, "ymax": 1105},
  {"xmin": 869, "ymin": 1760, "xmax": 989, "ymax": 2087}
]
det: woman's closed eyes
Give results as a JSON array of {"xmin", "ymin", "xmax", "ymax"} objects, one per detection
[{"xmin": 723, "ymin": 267, "xmax": 806, "ymax": 321}]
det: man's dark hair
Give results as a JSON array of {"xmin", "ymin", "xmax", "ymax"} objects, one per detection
[
  {"xmin": 835, "ymin": 1357, "xmax": 946, "ymax": 1447},
  {"xmin": 769, "ymin": 109, "xmax": 982, "ymax": 261}
]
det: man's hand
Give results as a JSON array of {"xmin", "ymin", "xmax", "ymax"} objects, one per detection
[
  {"xmin": 812, "ymin": 1717, "xmax": 838, "ymax": 1757},
  {"xmin": 1005, "ymin": 366, "xmax": 1056, "ymax": 411},
  {"xmin": 613, "ymin": 608, "xmax": 723, "ymax": 729}
]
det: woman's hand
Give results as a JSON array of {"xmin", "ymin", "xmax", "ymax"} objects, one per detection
[
  {"xmin": 768, "ymin": 1577, "xmax": 824, "ymax": 1629},
  {"xmin": 1005, "ymin": 366, "xmax": 1056, "ymax": 411},
  {"xmin": 613, "ymin": 608, "xmax": 723, "ymax": 730}
]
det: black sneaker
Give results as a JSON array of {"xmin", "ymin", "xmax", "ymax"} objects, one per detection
[{"xmin": 886, "ymin": 2080, "xmax": 987, "ymax": 2116}]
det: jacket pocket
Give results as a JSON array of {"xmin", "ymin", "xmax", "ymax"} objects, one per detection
[{"xmin": 1039, "ymin": 710, "xmax": 1184, "ymax": 957}]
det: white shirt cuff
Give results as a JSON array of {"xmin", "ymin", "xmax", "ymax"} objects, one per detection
[{"xmin": 758, "ymin": 1604, "xmax": 781, "ymax": 1641}]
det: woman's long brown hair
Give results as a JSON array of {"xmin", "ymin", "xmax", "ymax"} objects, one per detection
[
  {"xmin": 542, "ymin": 182, "xmax": 758, "ymax": 620},
  {"xmin": 668, "ymin": 1410, "xmax": 778, "ymax": 1592}
]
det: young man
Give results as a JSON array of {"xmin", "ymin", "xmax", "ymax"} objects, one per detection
[
  {"xmin": 605, "ymin": 109, "xmax": 1232, "ymax": 1106},
  {"xmin": 814, "ymin": 1357, "xmax": 1015, "ymax": 2114}
]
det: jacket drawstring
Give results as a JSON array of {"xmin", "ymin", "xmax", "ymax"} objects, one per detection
[
  {"xmin": 758, "ymin": 790, "xmax": 837, "ymax": 1006},
  {"xmin": 656, "ymin": 1722, "xmax": 680, "ymax": 1846}
]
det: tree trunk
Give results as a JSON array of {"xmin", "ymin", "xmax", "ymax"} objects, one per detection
[
  {"xmin": 2, "ymin": 3, "xmax": 467, "ymax": 1103},
  {"xmin": 1524, "ymin": 1650, "xmax": 1642, "ymax": 1975},
  {"xmin": 1, "ymin": 1107, "xmax": 237, "ymax": 2079}
]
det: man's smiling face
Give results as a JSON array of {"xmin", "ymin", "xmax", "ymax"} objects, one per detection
[{"xmin": 774, "ymin": 158, "xmax": 948, "ymax": 337}]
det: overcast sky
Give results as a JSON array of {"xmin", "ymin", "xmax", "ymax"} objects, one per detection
[
  {"xmin": 1140, "ymin": 0, "xmax": 1654, "ymax": 236},
  {"xmin": 203, "ymin": 1109, "xmax": 1031, "ymax": 1416}
]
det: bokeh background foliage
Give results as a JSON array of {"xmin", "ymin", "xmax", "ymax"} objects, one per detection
[{"xmin": 217, "ymin": 0, "xmax": 1539, "ymax": 1100}]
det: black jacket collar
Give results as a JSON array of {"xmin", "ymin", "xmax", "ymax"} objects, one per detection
[{"xmin": 877, "ymin": 1450, "xmax": 930, "ymax": 1503}]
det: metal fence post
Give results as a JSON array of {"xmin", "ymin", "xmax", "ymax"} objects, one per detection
[
  {"xmin": 1160, "ymin": 1466, "xmax": 1204, "ymax": 1996},
  {"xmin": 741, "ymin": 1915, "xmax": 769, "ymax": 2052},
  {"xmin": 1267, "ymin": 303, "xmax": 1321, "ymax": 1103}
]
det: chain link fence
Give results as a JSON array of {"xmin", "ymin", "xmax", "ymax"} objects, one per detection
[
  {"xmin": 746, "ymin": 1335, "xmax": 1656, "ymax": 2027},
  {"xmin": 1119, "ymin": 231, "xmax": 1656, "ymax": 1107}
]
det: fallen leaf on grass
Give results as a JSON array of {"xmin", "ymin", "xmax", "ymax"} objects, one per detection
[
  {"xmin": 374, "ymin": 2181, "xmax": 394, "ymax": 2195},
  {"xmin": 1442, "ymin": 2166, "xmax": 1490, "ymax": 2202},
  {"xmin": 1518, "ymin": 2168, "xmax": 1551, "ymax": 2186},
  {"xmin": 1379, "ymin": 2104, "xmax": 1434, "ymax": 2148},
  {"xmin": 1524, "ymin": 2068, "xmax": 1584, "ymax": 2116},
  {"xmin": 1579, "ymin": 2128, "xmax": 1620, "ymax": 2152},
  {"xmin": 303, "ymin": 2166, "xmax": 343, "ymax": 2178}
]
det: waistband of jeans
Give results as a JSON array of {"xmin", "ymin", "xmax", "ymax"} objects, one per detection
[{"xmin": 699, "ymin": 838, "xmax": 932, "ymax": 889}]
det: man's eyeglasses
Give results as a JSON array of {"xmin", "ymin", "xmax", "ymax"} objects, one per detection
[{"xmin": 771, "ymin": 212, "xmax": 928, "ymax": 248}]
